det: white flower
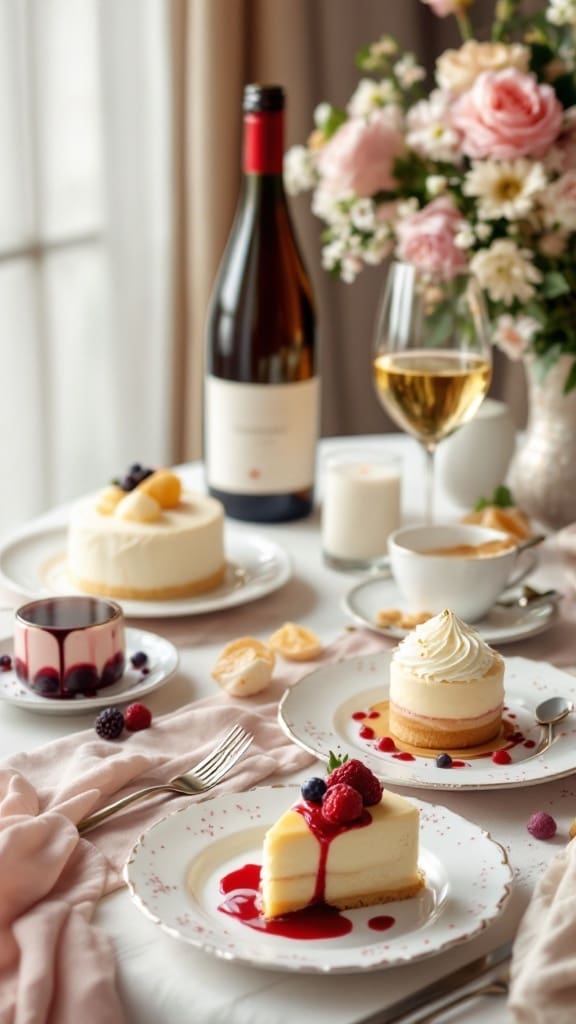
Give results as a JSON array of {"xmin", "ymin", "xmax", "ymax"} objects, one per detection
[
  {"xmin": 547, "ymin": 0, "xmax": 576, "ymax": 26},
  {"xmin": 540, "ymin": 170, "xmax": 576, "ymax": 230},
  {"xmin": 454, "ymin": 224, "xmax": 475, "ymax": 249},
  {"xmin": 426, "ymin": 175, "xmax": 448, "ymax": 196},
  {"xmin": 396, "ymin": 197, "xmax": 420, "ymax": 220},
  {"xmin": 493, "ymin": 315, "xmax": 540, "ymax": 360},
  {"xmin": 313, "ymin": 103, "xmax": 332, "ymax": 129},
  {"xmin": 361, "ymin": 223, "xmax": 393, "ymax": 265},
  {"xmin": 463, "ymin": 160, "xmax": 547, "ymax": 220},
  {"xmin": 470, "ymin": 239, "xmax": 542, "ymax": 304},
  {"xmin": 350, "ymin": 198, "xmax": 376, "ymax": 231},
  {"xmin": 340, "ymin": 254, "xmax": 364, "ymax": 283},
  {"xmin": 347, "ymin": 78, "xmax": 399, "ymax": 117},
  {"xmin": 311, "ymin": 187, "xmax": 352, "ymax": 225},
  {"xmin": 284, "ymin": 145, "xmax": 317, "ymax": 195},
  {"xmin": 394, "ymin": 54, "xmax": 426, "ymax": 89},
  {"xmin": 475, "ymin": 222, "xmax": 493, "ymax": 241},
  {"xmin": 406, "ymin": 90, "xmax": 461, "ymax": 164},
  {"xmin": 371, "ymin": 35, "xmax": 399, "ymax": 58}
]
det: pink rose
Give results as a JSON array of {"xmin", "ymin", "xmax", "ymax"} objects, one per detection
[
  {"xmin": 421, "ymin": 0, "xmax": 465, "ymax": 15},
  {"xmin": 396, "ymin": 197, "xmax": 468, "ymax": 280},
  {"xmin": 317, "ymin": 111, "xmax": 405, "ymax": 198},
  {"xmin": 453, "ymin": 69, "xmax": 563, "ymax": 160}
]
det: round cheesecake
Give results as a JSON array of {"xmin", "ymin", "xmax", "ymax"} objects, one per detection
[
  {"xmin": 389, "ymin": 609, "xmax": 505, "ymax": 749},
  {"xmin": 68, "ymin": 487, "xmax": 226, "ymax": 600}
]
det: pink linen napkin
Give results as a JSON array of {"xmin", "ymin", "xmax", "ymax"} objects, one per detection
[
  {"xmin": 0, "ymin": 627, "xmax": 388, "ymax": 1024},
  {"xmin": 508, "ymin": 837, "xmax": 576, "ymax": 1024}
]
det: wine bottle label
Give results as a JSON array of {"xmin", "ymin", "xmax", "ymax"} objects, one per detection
[{"xmin": 205, "ymin": 376, "xmax": 320, "ymax": 493}]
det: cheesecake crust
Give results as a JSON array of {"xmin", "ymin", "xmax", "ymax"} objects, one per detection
[
  {"xmin": 69, "ymin": 563, "xmax": 226, "ymax": 600},
  {"xmin": 389, "ymin": 706, "xmax": 502, "ymax": 750}
]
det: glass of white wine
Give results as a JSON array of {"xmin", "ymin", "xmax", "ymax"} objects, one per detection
[{"xmin": 373, "ymin": 261, "xmax": 492, "ymax": 522}]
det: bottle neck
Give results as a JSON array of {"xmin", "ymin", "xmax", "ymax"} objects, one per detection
[{"xmin": 243, "ymin": 110, "xmax": 284, "ymax": 175}]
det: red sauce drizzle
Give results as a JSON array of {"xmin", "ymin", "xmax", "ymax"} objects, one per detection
[
  {"xmin": 392, "ymin": 752, "xmax": 416, "ymax": 761},
  {"xmin": 368, "ymin": 914, "xmax": 395, "ymax": 931},
  {"xmin": 217, "ymin": 804, "xmax": 374, "ymax": 940}
]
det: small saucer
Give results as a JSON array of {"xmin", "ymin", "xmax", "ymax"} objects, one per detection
[
  {"xmin": 344, "ymin": 572, "xmax": 559, "ymax": 645},
  {"xmin": 0, "ymin": 627, "xmax": 178, "ymax": 714}
]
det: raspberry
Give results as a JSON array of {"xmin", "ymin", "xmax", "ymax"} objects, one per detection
[
  {"xmin": 95, "ymin": 707, "xmax": 125, "ymax": 740},
  {"xmin": 527, "ymin": 812, "xmax": 557, "ymax": 840},
  {"xmin": 301, "ymin": 777, "xmax": 327, "ymax": 803},
  {"xmin": 321, "ymin": 783, "xmax": 363, "ymax": 825},
  {"xmin": 130, "ymin": 651, "xmax": 148, "ymax": 669},
  {"xmin": 326, "ymin": 758, "xmax": 383, "ymax": 806},
  {"xmin": 124, "ymin": 702, "xmax": 152, "ymax": 731}
]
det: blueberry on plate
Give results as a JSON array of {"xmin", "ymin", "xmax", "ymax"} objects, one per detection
[{"xmin": 435, "ymin": 752, "xmax": 453, "ymax": 769}]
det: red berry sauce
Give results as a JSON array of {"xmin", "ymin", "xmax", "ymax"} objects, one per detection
[
  {"xmin": 368, "ymin": 914, "xmax": 395, "ymax": 931},
  {"xmin": 218, "ymin": 803, "xmax": 376, "ymax": 940},
  {"xmin": 392, "ymin": 752, "xmax": 416, "ymax": 762}
]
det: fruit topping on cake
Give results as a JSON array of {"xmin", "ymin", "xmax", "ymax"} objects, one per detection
[
  {"xmin": 260, "ymin": 754, "xmax": 423, "ymax": 919},
  {"xmin": 211, "ymin": 637, "xmax": 275, "ymax": 697},
  {"xmin": 67, "ymin": 464, "xmax": 226, "ymax": 600},
  {"xmin": 115, "ymin": 490, "xmax": 162, "ymax": 523},
  {"xmin": 139, "ymin": 469, "xmax": 182, "ymax": 508},
  {"xmin": 268, "ymin": 623, "xmax": 322, "ymax": 661}
]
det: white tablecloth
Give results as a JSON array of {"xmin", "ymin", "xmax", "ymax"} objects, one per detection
[{"xmin": 1, "ymin": 436, "xmax": 574, "ymax": 1024}]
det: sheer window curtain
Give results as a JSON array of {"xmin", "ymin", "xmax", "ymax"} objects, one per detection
[{"xmin": 0, "ymin": 0, "xmax": 173, "ymax": 537}]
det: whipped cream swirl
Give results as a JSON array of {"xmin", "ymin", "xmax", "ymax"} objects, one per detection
[{"xmin": 393, "ymin": 609, "xmax": 496, "ymax": 682}]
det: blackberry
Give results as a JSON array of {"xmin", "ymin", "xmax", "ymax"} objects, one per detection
[
  {"xmin": 435, "ymin": 752, "xmax": 453, "ymax": 769},
  {"xmin": 0, "ymin": 654, "xmax": 12, "ymax": 671},
  {"xmin": 301, "ymin": 777, "xmax": 327, "ymax": 803},
  {"xmin": 130, "ymin": 650, "xmax": 148, "ymax": 669},
  {"xmin": 95, "ymin": 706, "xmax": 125, "ymax": 740}
]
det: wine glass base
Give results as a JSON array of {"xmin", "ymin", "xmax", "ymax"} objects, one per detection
[{"xmin": 322, "ymin": 550, "xmax": 391, "ymax": 574}]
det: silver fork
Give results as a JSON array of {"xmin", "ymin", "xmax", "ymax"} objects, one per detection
[{"xmin": 77, "ymin": 724, "xmax": 253, "ymax": 834}]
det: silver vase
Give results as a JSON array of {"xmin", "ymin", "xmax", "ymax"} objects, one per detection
[{"xmin": 508, "ymin": 354, "xmax": 576, "ymax": 530}]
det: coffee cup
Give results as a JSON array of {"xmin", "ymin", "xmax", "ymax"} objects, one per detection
[
  {"xmin": 387, "ymin": 523, "xmax": 528, "ymax": 623},
  {"xmin": 14, "ymin": 596, "xmax": 125, "ymax": 699}
]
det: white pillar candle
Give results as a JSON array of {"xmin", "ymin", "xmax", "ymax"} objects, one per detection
[{"xmin": 321, "ymin": 451, "xmax": 402, "ymax": 568}]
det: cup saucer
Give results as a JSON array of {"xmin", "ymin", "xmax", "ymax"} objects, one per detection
[{"xmin": 343, "ymin": 571, "xmax": 559, "ymax": 646}]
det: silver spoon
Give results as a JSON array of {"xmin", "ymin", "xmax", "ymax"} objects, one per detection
[
  {"xmin": 535, "ymin": 696, "xmax": 574, "ymax": 749},
  {"xmin": 496, "ymin": 585, "xmax": 559, "ymax": 610}
]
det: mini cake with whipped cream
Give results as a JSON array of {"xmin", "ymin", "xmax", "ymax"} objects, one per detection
[
  {"xmin": 388, "ymin": 609, "xmax": 505, "ymax": 749},
  {"xmin": 260, "ymin": 756, "xmax": 424, "ymax": 919},
  {"xmin": 67, "ymin": 464, "xmax": 226, "ymax": 600}
]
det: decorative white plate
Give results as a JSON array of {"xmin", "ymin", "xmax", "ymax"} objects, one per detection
[
  {"xmin": 344, "ymin": 565, "xmax": 557, "ymax": 646},
  {"xmin": 278, "ymin": 652, "xmax": 576, "ymax": 791},
  {"xmin": 0, "ymin": 627, "xmax": 178, "ymax": 714},
  {"xmin": 0, "ymin": 520, "xmax": 291, "ymax": 618},
  {"xmin": 123, "ymin": 786, "xmax": 512, "ymax": 974}
]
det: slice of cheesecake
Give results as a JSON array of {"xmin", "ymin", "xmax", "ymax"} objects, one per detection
[{"xmin": 260, "ymin": 785, "xmax": 423, "ymax": 920}]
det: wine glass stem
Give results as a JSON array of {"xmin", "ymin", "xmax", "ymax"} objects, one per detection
[{"xmin": 423, "ymin": 443, "xmax": 436, "ymax": 524}]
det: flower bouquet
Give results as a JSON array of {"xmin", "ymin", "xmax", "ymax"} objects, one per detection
[{"xmin": 285, "ymin": 0, "xmax": 576, "ymax": 391}]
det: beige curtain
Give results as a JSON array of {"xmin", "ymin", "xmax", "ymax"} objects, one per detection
[{"xmin": 171, "ymin": 0, "xmax": 526, "ymax": 464}]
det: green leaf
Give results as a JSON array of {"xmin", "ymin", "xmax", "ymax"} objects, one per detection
[
  {"xmin": 541, "ymin": 271, "xmax": 571, "ymax": 299},
  {"xmin": 425, "ymin": 306, "xmax": 454, "ymax": 348},
  {"xmin": 322, "ymin": 107, "xmax": 347, "ymax": 140},
  {"xmin": 327, "ymin": 750, "xmax": 349, "ymax": 772},
  {"xmin": 474, "ymin": 484, "xmax": 514, "ymax": 511}
]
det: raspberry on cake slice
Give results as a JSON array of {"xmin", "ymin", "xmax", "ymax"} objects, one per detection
[{"xmin": 260, "ymin": 755, "xmax": 424, "ymax": 919}]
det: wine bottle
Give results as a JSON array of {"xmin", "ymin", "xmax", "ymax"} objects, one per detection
[{"xmin": 204, "ymin": 83, "xmax": 319, "ymax": 522}]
